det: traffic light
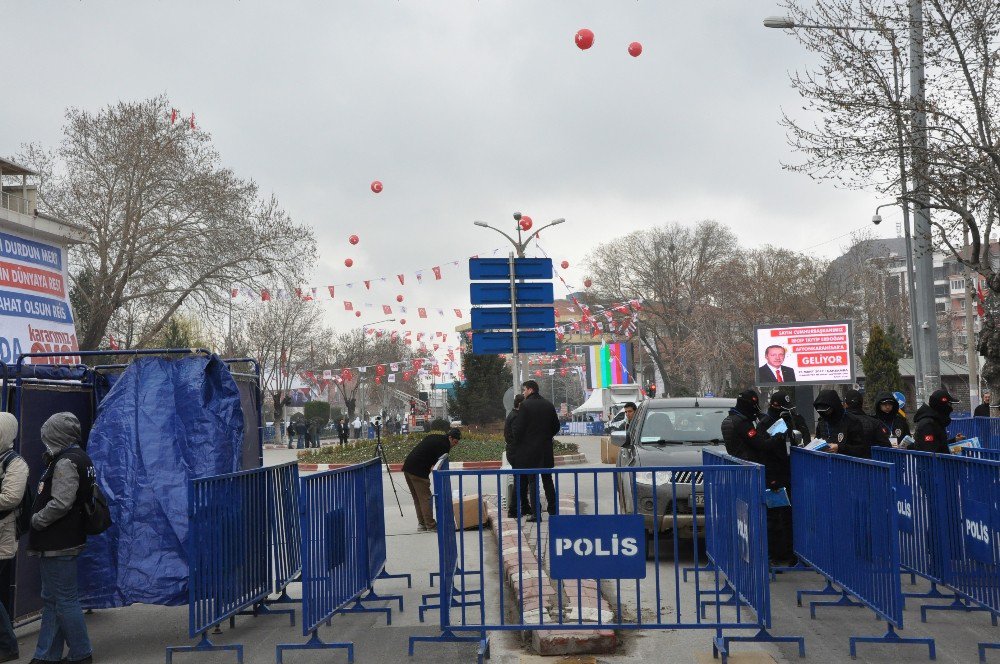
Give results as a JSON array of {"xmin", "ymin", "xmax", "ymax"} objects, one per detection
[{"xmin": 647, "ymin": 383, "xmax": 657, "ymax": 398}]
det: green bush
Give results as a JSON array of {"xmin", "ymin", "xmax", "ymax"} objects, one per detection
[
  {"xmin": 430, "ymin": 417, "xmax": 451, "ymax": 431},
  {"xmin": 304, "ymin": 401, "xmax": 331, "ymax": 428}
]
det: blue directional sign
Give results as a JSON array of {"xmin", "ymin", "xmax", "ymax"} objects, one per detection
[
  {"xmin": 471, "ymin": 307, "xmax": 555, "ymax": 331},
  {"xmin": 471, "ymin": 331, "xmax": 557, "ymax": 354},
  {"xmin": 470, "ymin": 282, "xmax": 554, "ymax": 306},
  {"xmin": 469, "ymin": 257, "xmax": 553, "ymax": 281},
  {"xmin": 549, "ymin": 515, "xmax": 646, "ymax": 580}
]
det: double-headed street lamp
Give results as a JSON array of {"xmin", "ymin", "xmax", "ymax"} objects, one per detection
[
  {"xmin": 473, "ymin": 213, "xmax": 566, "ymax": 397},
  {"xmin": 765, "ymin": 8, "xmax": 940, "ymax": 404},
  {"xmin": 358, "ymin": 317, "xmax": 395, "ymax": 424}
]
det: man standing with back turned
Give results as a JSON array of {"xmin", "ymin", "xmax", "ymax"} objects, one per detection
[{"xmin": 511, "ymin": 380, "xmax": 561, "ymax": 523}]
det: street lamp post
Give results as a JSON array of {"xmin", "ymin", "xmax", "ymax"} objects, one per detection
[
  {"xmin": 765, "ymin": 8, "xmax": 940, "ymax": 403},
  {"xmin": 359, "ymin": 317, "xmax": 395, "ymax": 431},
  {"xmin": 473, "ymin": 213, "xmax": 566, "ymax": 397}
]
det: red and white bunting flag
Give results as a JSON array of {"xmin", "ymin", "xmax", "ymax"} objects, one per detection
[
  {"xmin": 189, "ymin": 113, "xmax": 196, "ymax": 129},
  {"xmin": 397, "ymin": 274, "xmax": 405, "ymax": 285},
  {"xmin": 261, "ymin": 289, "xmax": 271, "ymax": 301},
  {"xmin": 323, "ymin": 370, "xmax": 332, "ymax": 379},
  {"xmin": 327, "ymin": 286, "xmax": 335, "ymax": 298},
  {"xmin": 454, "ymin": 309, "xmax": 462, "ymax": 318},
  {"xmin": 432, "ymin": 266, "xmax": 441, "ymax": 280},
  {"xmin": 364, "ymin": 280, "xmax": 371, "ymax": 289},
  {"xmin": 170, "ymin": 108, "xmax": 178, "ymax": 124},
  {"xmin": 344, "ymin": 301, "xmax": 353, "ymax": 311},
  {"xmin": 109, "ymin": 335, "xmax": 120, "ymax": 350},
  {"xmin": 388, "ymin": 373, "xmax": 396, "ymax": 383},
  {"xmin": 230, "ymin": 288, "xmax": 238, "ymax": 298},
  {"xmin": 433, "ymin": 343, "xmax": 439, "ymax": 351},
  {"xmin": 442, "ymin": 334, "xmax": 448, "ymax": 342},
  {"xmin": 383, "ymin": 305, "xmax": 392, "ymax": 314},
  {"xmin": 390, "ymin": 363, "xmax": 399, "ymax": 371},
  {"xmin": 418, "ymin": 308, "xmax": 427, "ymax": 318},
  {"xmin": 295, "ymin": 288, "xmax": 304, "ymax": 299}
]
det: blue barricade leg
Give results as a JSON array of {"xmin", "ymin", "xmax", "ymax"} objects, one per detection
[
  {"xmin": 718, "ymin": 628, "xmax": 807, "ymax": 660},
  {"xmin": 682, "ymin": 560, "xmax": 717, "ymax": 582},
  {"xmin": 810, "ymin": 590, "xmax": 865, "ymax": 619},
  {"xmin": 848, "ymin": 622, "xmax": 935, "ymax": 660},
  {"xmin": 334, "ymin": 593, "xmax": 393, "ymax": 625},
  {"xmin": 796, "ymin": 578, "xmax": 842, "ymax": 607},
  {"xmin": 770, "ymin": 559, "xmax": 812, "ymax": 581},
  {"xmin": 376, "ymin": 567, "xmax": 413, "ymax": 588},
  {"xmin": 165, "ymin": 632, "xmax": 244, "ymax": 664},
  {"xmin": 408, "ymin": 630, "xmax": 488, "ymax": 660},
  {"xmin": 921, "ymin": 594, "xmax": 998, "ymax": 624},
  {"xmin": 276, "ymin": 630, "xmax": 354, "ymax": 664},
  {"xmin": 904, "ymin": 581, "xmax": 953, "ymax": 601},
  {"xmin": 236, "ymin": 599, "xmax": 296, "ymax": 626},
  {"xmin": 980, "ymin": 641, "xmax": 1000, "ymax": 662}
]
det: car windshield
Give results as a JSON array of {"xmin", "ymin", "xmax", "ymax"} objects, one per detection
[{"xmin": 638, "ymin": 407, "xmax": 729, "ymax": 444}]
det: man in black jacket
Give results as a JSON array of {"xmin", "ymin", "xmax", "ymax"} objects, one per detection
[
  {"xmin": 402, "ymin": 428, "xmax": 462, "ymax": 531},
  {"xmin": 28, "ymin": 412, "xmax": 94, "ymax": 664},
  {"xmin": 974, "ymin": 393, "xmax": 992, "ymax": 417},
  {"xmin": 755, "ymin": 391, "xmax": 806, "ymax": 565},
  {"xmin": 874, "ymin": 392, "xmax": 910, "ymax": 443},
  {"xmin": 913, "ymin": 389, "xmax": 962, "ymax": 454},
  {"xmin": 844, "ymin": 390, "xmax": 890, "ymax": 450},
  {"xmin": 504, "ymin": 394, "xmax": 524, "ymax": 518},
  {"xmin": 814, "ymin": 389, "xmax": 868, "ymax": 458},
  {"xmin": 511, "ymin": 380, "xmax": 561, "ymax": 522}
]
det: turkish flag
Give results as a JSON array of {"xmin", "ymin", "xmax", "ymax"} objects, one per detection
[
  {"xmin": 418, "ymin": 308, "xmax": 427, "ymax": 318},
  {"xmin": 261, "ymin": 289, "xmax": 271, "ymax": 301},
  {"xmin": 432, "ymin": 266, "xmax": 441, "ymax": 280},
  {"xmin": 344, "ymin": 301, "xmax": 353, "ymax": 311},
  {"xmin": 383, "ymin": 305, "xmax": 392, "ymax": 314},
  {"xmin": 397, "ymin": 274, "xmax": 405, "ymax": 285},
  {"xmin": 327, "ymin": 286, "xmax": 335, "ymax": 298},
  {"xmin": 978, "ymin": 280, "xmax": 987, "ymax": 317},
  {"xmin": 454, "ymin": 309, "xmax": 462, "ymax": 318}
]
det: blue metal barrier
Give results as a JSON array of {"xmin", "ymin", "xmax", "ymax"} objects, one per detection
[
  {"xmin": 270, "ymin": 462, "xmax": 302, "ymax": 601},
  {"xmin": 410, "ymin": 459, "xmax": 800, "ymax": 664},
  {"xmin": 947, "ymin": 417, "xmax": 1000, "ymax": 449},
  {"xmin": 277, "ymin": 459, "xmax": 400, "ymax": 663},
  {"xmin": 790, "ymin": 448, "xmax": 935, "ymax": 659},
  {"xmin": 933, "ymin": 454, "xmax": 1000, "ymax": 661},
  {"xmin": 965, "ymin": 447, "xmax": 1000, "ymax": 462}
]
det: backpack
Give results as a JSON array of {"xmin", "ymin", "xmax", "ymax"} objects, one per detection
[
  {"xmin": 82, "ymin": 466, "xmax": 112, "ymax": 536},
  {"xmin": 0, "ymin": 450, "xmax": 36, "ymax": 539}
]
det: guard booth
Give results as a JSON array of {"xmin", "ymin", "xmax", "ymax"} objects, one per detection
[{"xmin": 0, "ymin": 349, "xmax": 264, "ymax": 624}]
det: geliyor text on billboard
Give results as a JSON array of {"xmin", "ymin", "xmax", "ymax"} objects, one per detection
[
  {"xmin": 0, "ymin": 228, "xmax": 77, "ymax": 364},
  {"xmin": 753, "ymin": 320, "xmax": 854, "ymax": 386}
]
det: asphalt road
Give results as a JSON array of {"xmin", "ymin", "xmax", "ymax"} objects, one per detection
[{"xmin": 8, "ymin": 437, "xmax": 996, "ymax": 663}]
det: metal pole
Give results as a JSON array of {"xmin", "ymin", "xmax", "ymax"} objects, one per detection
[
  {"xmin": 359, "ymin": 328, "xmax": 366, "ymax": 425},
  {"xmin": 509, "ymin": 252, "xmax": 521, "ymax": 395},
  {"xmin": 890, "ymin": 48, "xmax": 925, "ymax": 404},
  {"xmin": 965, "ymin": 227, "xmax": 980, "ymax": 410},
  {"xmin": 909, "ymin": 0, "xmax": 941, "ymax": 397}
]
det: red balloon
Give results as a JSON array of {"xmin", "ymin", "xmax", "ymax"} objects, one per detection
[
  {"xmin": 349, "ymin": 234, "xmax": 359, "ymax": 245},
  {"xmin": 519, "ymin": 216, "xmax": 533, "ymax": 232},
  {"xmin": 561, "ymin": 260, "xmax": 569, "ymax": 269},
  {"xmin": 628, "ymin": 41, "xmax": 642, "ymax": 57},
  {"xmin": 355, "ymin": 311, "xmax": 361, "ymax": 317},
  {"xmin": 584, "ymin": 278, "xmax": 593, "ymax": 288},
  {"xmin": 400, "ymin": 318, "xmax": 407, "ymax": 325},
  {"xmin": 370, "ymin": 180, "xmax": 383, "ymax": 193},
  {"xmin": 396, "ymin": 295, "xmax": 403, "ymax": 302},
  {"xmin": 344, "ymin": 258, "xmax": 354, "ymax": 268},
  {"xmin": 575, "ymin": 28, "xmax": 594, "ymax": 50}
]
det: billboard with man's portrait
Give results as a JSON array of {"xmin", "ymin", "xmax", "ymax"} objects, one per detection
[{"xmin": 753, "ymin": 320, "xmax": 855, "ymax": 386}]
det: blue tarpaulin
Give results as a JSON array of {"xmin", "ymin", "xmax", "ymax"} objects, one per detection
[{"xmin": 79, "ymin": 355, "xmax": 244, "ymax": 608}]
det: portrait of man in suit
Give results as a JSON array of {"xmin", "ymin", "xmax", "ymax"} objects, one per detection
[{"xmin": 758, "ymin": 344, "xmax": 796, "ymax": 384}]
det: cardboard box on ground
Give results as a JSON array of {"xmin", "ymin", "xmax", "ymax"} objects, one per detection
[{"xmin": 453, "ymin": 490, "xmax": 484, "ymax": 529}]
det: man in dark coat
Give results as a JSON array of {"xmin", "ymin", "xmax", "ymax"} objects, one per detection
[
  {"xmin": 913, "ymin": 389, "xmax": 962, "ymax": 453},
  {"xmin": 874, "ymin": 393, "xmax": 910, "ymax": 443},
  {"xmin": 844, "ymin": 390, "xmax": 890, "ymax": 450},
  {"xmin": 511, "ymin": 380, "xmax": 560, "ymax": 522},
  {"xmin": 813, "ymin": 389, "xmax": 868, "ymax": 458},
  {"xmin": 720, "ymin": 389, "xmax": 762, "ymax": 462},
  {"xmin": 756, "ymin": 391, "xmax": 805, "ymax": 565},
  {"xmin": 336, "ymin": 418, "xmax": 349, "ymax": 446},
  {"xmin": 402, "ymin": 428, "xmax": 462, "ymax": 531},
  {"xmin": 504, "ymin": 394, "xmax": 525, "ymax": 518},
  {"xmin": 974, "ymin": 393, "xmax": 992, "ymax": 417}
]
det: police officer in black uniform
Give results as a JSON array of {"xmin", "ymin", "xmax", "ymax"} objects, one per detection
[
  {"xmin": 913, "ymin": 389, "xmax": 962, "ymax": 453},
  {"xmin": 844, "ymin": 389, "xmax": 890, "ymax": 450},
  {"xmin": 721, "ymin": 389, "xmax": 763, "ymax": 461},
  {"xmin": 814, "ymin": 389, "xmax": 868, "ymax": 458},
  {"xmin": 874, "ymin": 392, "xmax": 910, "ymax": 443},
  {"xmin": 756, "ymin": 391, "xmax": 807, "ymax": 566}
]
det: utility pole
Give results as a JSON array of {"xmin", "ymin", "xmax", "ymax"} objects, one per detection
[
  {"xmin": 965, "ymin": 228, "xmax": 980, "ymax": 409},
  {"xmin": 508, "ymin": 251, "xmax": 521, "ymax": 396},
  {"xmin": 909, "ymin": 0, "xmax": 941, "ymax": 400}
]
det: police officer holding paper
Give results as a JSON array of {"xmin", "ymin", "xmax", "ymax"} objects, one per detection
[
  {"xmin": 843, "ymin": 390, "xmax": 890, "ymax": 450},
  {"xmin": 913, "ymin": 389, "xmax": 962, "ymax": 453},
  {"xmin": 813, "ymin": 389, "xmax": 868, "ymax": 458}
]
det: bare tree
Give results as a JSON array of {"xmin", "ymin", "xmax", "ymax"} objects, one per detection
[
  {"xmin": 327, "ymin": 330, "xmax": 421, "ymax": 420},
  {"xmin": 16, "ymin": 95, "xmax": 314, "ymax": 350},
  {"xmin": 778, "ymin": 0, "xmax": 1000, "ymax": 390}
]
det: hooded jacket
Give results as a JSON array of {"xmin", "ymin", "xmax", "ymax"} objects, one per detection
[
  {"xmin": 844, "ymin": 391, "xmax": 891, "ymax": 450},
  {"xmin": 0, "ymin": 413, "xmax": 27, "ymax": 559},
  {"xmin": 29, "ymin": 412, "xmax": 94, "ymax": 556},
  {"xmin": 912, "ymin": 404, "xmax": 953, "ymax": 454},
  {"xmin": 721, "ymin": 391, "xmax": 763, "ymax": 461},
  {"xmin": 814, "ymin": 390, "xmax": 869, "ymax": 458},
  {"xmin": 874, "ymin": 392, "xmax": 911, "ymax": 440}
]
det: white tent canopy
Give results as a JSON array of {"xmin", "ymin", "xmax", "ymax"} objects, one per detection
[{"xmin": 573, "ymin": 389, "xmax": 608, "ymax": 414}]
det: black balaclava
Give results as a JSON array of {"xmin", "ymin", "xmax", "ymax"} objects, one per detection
[{"xmin": 735, "ymin": 389, "xmax": 761, "ymax": 419}]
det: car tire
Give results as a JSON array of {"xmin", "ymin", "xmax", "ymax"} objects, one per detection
[{"xmin": 645, "ymin": 530, "xmax": 657, "ymax": 560}]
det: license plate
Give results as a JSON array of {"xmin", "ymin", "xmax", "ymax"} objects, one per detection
[{"xmin": 693, "ymin": 494, "xmax": 705, "ymax": 506}]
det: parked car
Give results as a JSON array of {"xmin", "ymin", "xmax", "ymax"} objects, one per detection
[{"xmin": 614, "ymin": 397, "xmax": 733, "ymax": 557}]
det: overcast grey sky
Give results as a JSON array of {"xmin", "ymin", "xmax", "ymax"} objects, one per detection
[{"xmin": 2, "ymin": 0, "xmax": 896, "ymax": 345}]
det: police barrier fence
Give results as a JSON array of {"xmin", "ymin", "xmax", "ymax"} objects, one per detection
[
  {"xmin": 409, "ymin": 456, "xmax": 803, "ymax": 663},
  {"xmin": 965, "ymin": 447, "xmax": 1000, "ymax": 462},
  {"xmin": 276, "ymin": 458, "xmax": 405, "ymax": 663},
  {"xmin": 166, "ymin": 462, "xmax": 301, "ymax": 663},
  {"xmin": 880, "ymin": 450, "xmax": 1000, "ymax": 661},
  {"xmin": 791, "ymin": 447, "xmax": 935, "ymax": 658},
  {"xmin": 947, "ymin": 417, "xmax": 1000, "ymax": 449}
]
